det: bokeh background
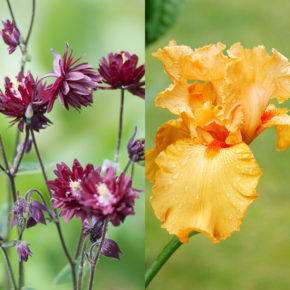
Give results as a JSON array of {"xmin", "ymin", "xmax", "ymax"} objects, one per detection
[
  {"xmin": 0, "ymin": 0, "xmax": 144, "ymax": 289},
  {"xmin": 146, "ymin": 0, "xmax": 290, "ymax": 289}
]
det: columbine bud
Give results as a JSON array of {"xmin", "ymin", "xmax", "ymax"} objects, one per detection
[
  {"xmin": 127, "ymin": 127, "xmax": 145, "ymax": 164},
  {"xmin": 1, "ymin": 20, "xmax": 20, "ymax": 54},
  {"xmin": 101, "ymin": 238, "xmax": 122, "ymax": 260},
  {"xmin": 25, "ymin": 104, "xmax": 34, "ymax": 120},
  {"xmin": 17, "ymin": 139, "xmax": 33, "ymax": 154},
  {"xmin": 15, "ymin": 241, "xmax": 32, "ymax": 262}
]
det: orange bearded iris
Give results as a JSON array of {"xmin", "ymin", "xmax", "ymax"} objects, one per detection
[{"xmin": 146, "ymin": 41, "xmax": 290, "ymax": 243}]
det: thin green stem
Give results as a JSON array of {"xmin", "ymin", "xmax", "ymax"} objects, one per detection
[
  {"xmin": 88, "ymin": 219, "xmax": 109, "ymax": 290},
  {"xmin": 1, "ymin": 247, "xmax": 17, "ymax": 290},
  {"xmin": 77, "ymin": 235, "xmax": 89, "ymax": 290},
  {"xmin": 114, "ymin": 89, "xmax": 125, "ymax": 170},
  {"xmin": 145, "ymin": 231, "xmax": 199, "ymax": 288},
  {"xmin": 74, "ymin": 229, "xmax": 83, "ymax": 262},
  {"xmin": 30, "ymin": 129, "xmax": 77, "ymax": 290},
  {"xmin": 25, "ymin": 0, "xmax": 35, "ymax": 46},
  {"xmin": 6, "ymin": 0, "xmax": 17, "ymax": 26}
]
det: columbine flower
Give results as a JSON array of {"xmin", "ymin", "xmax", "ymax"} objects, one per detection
[
  {"xmin": 98, "ymin": 51, "xmax": 145, "ymax": 99},
  {"xmin": 48, "ymin": 161, "xmax": 139, "ymax": 225},
  {"xmin": 81, "ymin": 167, "xmax": 139, "ymax": 226},
  {"xmin": 146, "ymin": 41, "xmax": 290, "ymax": 244},
  {"xmin": 1, "ymin": 20, "xmax": 20, "ymax": 54},
  {"xmin": 0, "ymin": 71, "xmax": 51, "ymax": 132},
  {"xmin": 8, "ymin": 193, "xmax": 51, "ymax": 229},
  {"xmin": 15, "ymin": 241, "xmax": 32, "ymax": 262},
  {"xmin": 45, "ymin": 43, "xmax": 100, "ymax": 112},
  {"xmin": 127, "ymin": 127, "xmax": 145, "ymax": 164},
  {"xmin": 47, "ymin": 159, "xmax": 94, "ymax": 223}
]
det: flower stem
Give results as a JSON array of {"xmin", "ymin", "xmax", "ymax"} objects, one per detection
[
  {"xmin": 77, "ymin": 234, "xmax": 89, "ymax": 290},
  {"xmin": 88, "ymin": 219, "xmax": 109, "ymax": 290},
  {"xmin": 25, "ymin": 0, "xmax": 35, "ymax": 46},
  {"xmin": 145, "ymin": 231, "xmax": 199, "ymax": 288},
  {"xmin": 74, "ymin": 228, "xmax": 83, "ymax": 262},
  {"xmin": 6, "ymin": 0, "xmax": 17, "ymax": 27},
  {"xmin": 114, "ymin": 89, "xmax": 125, "ymax": 170},
  {"xmin": 1, "ymin": 246, "xmax": 17, "ymax": 290},
  {"xmin": 30, "ymin": 129, "xmax": 77, "ymax": 290}
]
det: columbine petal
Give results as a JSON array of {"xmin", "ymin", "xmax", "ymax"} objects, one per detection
[
  {"xmin": 145, "ymin": 119, "xmax": 190, "ymax": 182},
  {"xmin": 151, "ymin": 139, "xmax": 261, "ymax": 243}
]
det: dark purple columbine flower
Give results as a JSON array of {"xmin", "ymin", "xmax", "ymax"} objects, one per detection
[
  {"xmin": 8, "ymin": 196, "xmax": 28, "ymax": 228},
  {"xmin": 81, "ymin": 167, "xmax": 139, "ymax": 226},
  {"xmin": 8, "ymin": 193, "xmax": 52, "ymax": 229},
  {"xmin": 0, "ymin": 71, "xmax": 51, "ymax": 132},
  {"xmin": 98, "ymin": 51, "xmax": 145, "ymax": 99},
  {"xmin": 15, "ymin": 241, "xmax": 32, "ymax": 262},
  {"xmin": 127, "ymin": 127, "xmax": 145, "ymax": 164},
  {"xmin": 47, "ymin": 159, "xmax": 95, "ymax": 223},
  {"xmin": 26, "ymin": 200, "xmax": 52, "ymax": 228},
  {"xmin": 101, "ymin": 238, "xmax": 122, "ymax": 260},
  {"xmin": 1, "ymin": 20, "xmax": 20, "ymax": 54},
  {"xmin": 45, "ymin": 43, "xmax": 101, "ymax": 112},
  {"xmin": 83, "ymin": 219, "xmax": 104, "ymax": 242}
]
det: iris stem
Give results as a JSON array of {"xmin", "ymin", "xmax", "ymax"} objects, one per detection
[
  {"xmin": 88, "ymin": 219, "xmax": 109, "ymax": 290},
  {"xmin": 145, "ymin": 231, "xmax": 199, "ymax": 288},
  {"xmin": 1, "ymin": 246, "xmax": 17, "ymax": 290},
  {"xmin": 114, "ymin": 89, "xmax": 125, "ymax": 170},
  {"xmin": 30, "ymin": 129, "xmax": 77, "ymax": 290}
]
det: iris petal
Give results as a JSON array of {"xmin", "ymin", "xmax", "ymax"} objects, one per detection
[{"xmin": 151, "ymin": 139, "xmax": 262, "ymax": 243}]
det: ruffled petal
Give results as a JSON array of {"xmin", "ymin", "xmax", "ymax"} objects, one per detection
[
  {"xmin": 224, "ymin": 43, "xmax": 290, "ymax": 142},
  {"xmin": 145, "ymin": 120, "xmax": 190, "ymax": 182},
  {"xmin": 151, "ymin": 139, "xmax": 262, "ymax": 243},
  {"xmin": 152, "ymin": 40, "xmax": 193, "ymax": 82},
  {"xmin": 254, "ymin": 104, "xmax": 290, "ymax": 150},
  {"xmin": 155, "ymin": 81, "xmax": 193, "ymax": 116},
  {"xmin": 184, "ymin": 42, "xmax": 229, "ymax": 81}
]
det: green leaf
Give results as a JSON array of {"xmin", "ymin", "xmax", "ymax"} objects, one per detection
[
  {"xmin": 0, "ymin": 203, "xmax": 9, "ymax": 239},
  {"xmin": 146, "ymin": 0, "xmax": 184, "ymax": 46},
  {"xmin": 53, "ymin": 260, "xmax": 89, "ymax": 285},
  {"xmin": 1, "ymin": 240, "xmax": 16, "ymax": 248},
  {"xmin": 0, "ymin": 162, "xmax": 53, "ymax": 176}
]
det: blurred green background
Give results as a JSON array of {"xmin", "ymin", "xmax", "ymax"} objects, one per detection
[
  {"xmin": 0, "ymin": 0, "xmax": 144, "ymax": 289},
  {"xmin": 146, "ymin": 0, "xmax": 290, "ymax": 289}
]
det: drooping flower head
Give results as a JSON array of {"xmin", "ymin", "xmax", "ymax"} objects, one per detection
[
  {"xmin": 47, "ymin": 159, "xmax": 94, "ymax": 223},
  {"xmin": 15, "ymin": 241, "xmax": 32, "ymax": 262},
  {"xmin": 8, "ymin": 192, "xmax": 52, "ymax": 229},
  {"xmin": 146, "ymin": 41, "xmax": 290, "ymax": 243},
  {"xmin": 81, "ymin": 167, "xmax": 139, "ymax": 226},
  {"xmin": 47, "ymin": 160, "xmax": 139, "ymax": 226},
  {"xmin": 45, "ymin": 43, "xmax": 100, "ymax": 112},
  {"xmin": 98, "ymin": 51, "xmax": 145, "ymax": 99},
  {"xmin": 0, "ymin": 71, "xmax": 51, "ymax": 132},
  {"xmin": 1, "ymin": 20, "xmax": 20, "ymax": 54},
  {"xmin": 127, "ymin": 127, "xmax": 145, "ymax": 164}
]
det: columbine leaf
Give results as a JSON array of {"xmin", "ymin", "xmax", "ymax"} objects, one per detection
[
  {"xmin": 146, "ymin": 0, "xmax": 184, "ymax": 46},
  {"xmin": 0, "ymin": 203, "xmax": 9, "ymax": 239},
  {"xmin": 0, "ymin": 162, "xmax": 53, "ymax": 176},
  {"xmin": 1, "ymin": 240, "xmax": 17, "ymax": 248},
  {"xmin": 53, "ymin": 259, "xmax": 89, "ymax": 285}
]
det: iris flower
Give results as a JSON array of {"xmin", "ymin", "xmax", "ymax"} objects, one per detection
[{"xmin": 146, "ymin": 41, "xmax": 290, "ymax": 244}]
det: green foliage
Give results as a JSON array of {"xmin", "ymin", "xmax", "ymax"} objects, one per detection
[
  {"xmin": 146, "ymin": 0, "xmax": 184, "ymax": 46},
  {"xmin": 0, "ymin": 203, "xmax": 9, "ymax": 240}
]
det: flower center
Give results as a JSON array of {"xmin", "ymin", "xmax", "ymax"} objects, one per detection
[
  {"xmin": 69, "ymin": 180, "xmax": 81, "ymax": 197},
  {"xmin": 96, "ymin": 183, "xmax": 113, "ymax": 205}
]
